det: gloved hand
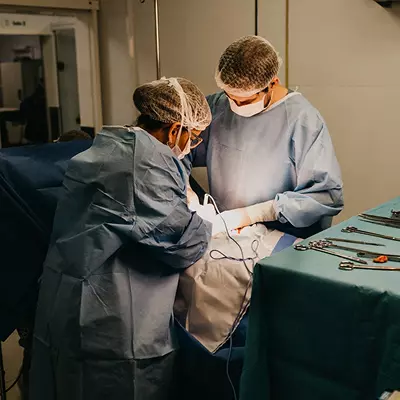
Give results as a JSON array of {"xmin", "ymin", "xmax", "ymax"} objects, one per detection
[
  {"xmin": 187, "ymin": 185, "xmax": 200, "ymax": 211},
  {"xmin": 194, "ymin": 204, "xmax": 217, "ymax": 224},
  {"xmin": 186, "ymin": 185, "xmax": 217, "ymax": 224},
  {"xmin": 246, "ymin": 200, "xmax": 277, "ymax": 225},
  {"xmin": 212, "ymin": 200, "xmax": 277, "ymax": 235},
  {"xmin": 215, "ymin": 208, "xmax": 251, "ymax": 234}
]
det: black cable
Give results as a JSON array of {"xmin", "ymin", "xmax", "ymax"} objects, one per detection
[
  {"xmin": 0, "ymin": 363, "xmax": 23, "ymax": 397},
  {"xmin": 5, "ymin": 365, "xmax": 23, "ymax": 393},
  {"xmin": 226, "ymin": 336, "xmax": 237, "ymax": 400},
  {"xmin": 205, "ymin": 195, "xmax": 259, "ymax": 400},
  {"xmin": 207, "ymin": 196, "xmax": 259, "ymax": 276},
  {"xmin": 210, "ymin": 240, "xmax": 259, "ymax": 276},
  {"xmin": 223, "ymin": 269, "xmax": 253, "ymax": 400}
]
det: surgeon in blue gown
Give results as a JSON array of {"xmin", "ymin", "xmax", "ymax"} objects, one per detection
[
  {"xmin": 29, "ymin": 77, "xmax": 213, "ymax": 400},
  {"xmin": 186, "ymin": 36, "xmax": 344, "ymax": 237}
]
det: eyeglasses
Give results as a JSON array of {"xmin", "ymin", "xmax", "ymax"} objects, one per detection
[
  {"xmin": 190, "ymin": 132, "xmax": 203, "ymax": 149},
  {"xmin": 224, "ymin": 87, "xmax": 269, "ymax": 106}
]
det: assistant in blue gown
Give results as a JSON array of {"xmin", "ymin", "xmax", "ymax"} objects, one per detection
[{"xmin": 29, "ymin": 126, "xmax": 211, "ymax": 400}]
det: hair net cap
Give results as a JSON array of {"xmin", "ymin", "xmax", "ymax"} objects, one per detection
[
  {"xmin": 215, "ymin": 35, "xmax": 283, "ymax": 97},
  {"xmin": 133, "ymin": 77, "xmax": 211, "ymax": 132}
]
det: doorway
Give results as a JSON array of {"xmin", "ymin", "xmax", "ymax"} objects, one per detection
[
  {"xmin": 0, "ymin": 34, "xmax": 48, "ymax": 147},
  {"xmin": 0, "ymin": 12, "xmax": 102, "ymax": 148}
]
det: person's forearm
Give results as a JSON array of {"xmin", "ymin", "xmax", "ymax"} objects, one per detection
[
  {"xmin": 212, "ymin": 200, "xmax": 277, "ymax": 234},
  {"xmin": 139, "ymin": 213, "xmax": 212, "ymax": 270},
  {"xmin": 245, "ymin": 200, "xmax": 277, "ymax": 225}
]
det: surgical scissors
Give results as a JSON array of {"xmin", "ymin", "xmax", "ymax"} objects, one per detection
[
  {"xmin": 342, "ymin": 226, "xmax": 400, "ymax": 242},
  {"xmin": 311, "ymin": 240, "xmax": 400, "ymax": 262},
  {"xmin": 339, "ymin": 262, "xmax": 400, "ymax": 271},
  {"xmin": 294, "ymin": 243, "xmax": 368, "ymax": 264}
]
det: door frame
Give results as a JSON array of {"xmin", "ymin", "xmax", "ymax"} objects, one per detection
[
  {"xmin": 0, "ymin": 9, "xmax": 102, "ymax": 139},
  {"xmin": 0, "ymin": 0, "xmax": 98, "ymax": 11}
]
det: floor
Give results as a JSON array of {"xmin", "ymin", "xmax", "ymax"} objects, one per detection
[{"xmin": 2, "ymin": 331, "xmax": 23, "ymax": 400}]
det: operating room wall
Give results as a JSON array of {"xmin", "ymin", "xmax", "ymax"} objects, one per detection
[
  {"xmin": 288, "ymin": 0, "xmax": 400, "ymax": 221},
  {"xmin": 98, "ymin": 0, "xmax": 137, "ymax": 126}
]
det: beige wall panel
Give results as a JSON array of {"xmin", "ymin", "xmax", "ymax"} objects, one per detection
[{"xmin": 289, "ymin": 0, "xmax": 400, "ymax": 221}]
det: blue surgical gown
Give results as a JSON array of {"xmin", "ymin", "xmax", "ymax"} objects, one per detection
[
  {"xmin": 30, "ymin": 126, "xmax": 211, "ymax": 400},
  {"xmin": 187, "ymin": 92, "xmax": 344, "ymax": 228}
]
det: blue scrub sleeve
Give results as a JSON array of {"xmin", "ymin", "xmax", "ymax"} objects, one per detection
[
  {"xmin": 275, "ymin": 113, "xmax": 344, "ymax": 228},
  {"xmin": 138, "ymin": 210, "xmax": 211, "ymax": 270},
  {"xmin": 132, "ymin": 154, "xmax": 211, "ymax": 270}
]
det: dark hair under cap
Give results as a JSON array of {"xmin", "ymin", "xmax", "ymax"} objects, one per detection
[{"xmin": 133, "ymin": 77, "xmax": 211, "ymax": 131}]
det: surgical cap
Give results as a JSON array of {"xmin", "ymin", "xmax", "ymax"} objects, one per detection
[
  {"xmin": 215, "ymin": 36, "xmax": 283, "ymax": 97},
  {"xmin": 133, "ymin": 77, "xmax": 211, "ymax": 132}
]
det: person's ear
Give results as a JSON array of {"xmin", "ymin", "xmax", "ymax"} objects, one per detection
[
  {"xmin": 167, "ymin": 122, "xmax": 181, "ymax": 146},
  {"xmin": 270, "ymin": 76, "xmax": 280, "ymax": 87}
]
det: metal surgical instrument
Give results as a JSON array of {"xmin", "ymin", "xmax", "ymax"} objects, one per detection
[
  {"xmin": 324, "ymin": 237, "xmax": 385, "ymax": 247},
  {"xmin": 310, "ymin": 240, "xmax": 371, "ymax": 253},
  {"xmin": 339, "ymin": 262, "xmax": 400, "ymax": 271},
  {"xmin": 361, "ymin": 220, "xmax": 400, "ymax": 229},
  {"xmin": 392, "ymin": 210, "xmax": 400, "ymax": 219},
  {"xmin": 360, "ymin": 213, "xmax": 400, "ymax": 225},
  {"xmin": 312, "ymin": 240, "xmax": 400, "ymax": 262},
  {"xmin": 359, "ymin": 215, "xmax": 400, "ymax": 229},
  {"xmin": 342, "ymin": 226, "xmax": 400, "ymax": 242},
  {"xmin": 294, "ymin": 243, "xmax": 368, "ymax": 264},
  {"xmin": 355, "ymin": 252, "xmax": 400, "ymax": 262}
]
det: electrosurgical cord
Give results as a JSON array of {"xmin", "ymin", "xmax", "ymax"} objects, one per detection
[
  {"xmin": 206, "ymin": 195, "xmax": 258, "ymax": 276},
  {"xmin": 205, "ymin": 195, "xmax": 259, "ymax": 400}
]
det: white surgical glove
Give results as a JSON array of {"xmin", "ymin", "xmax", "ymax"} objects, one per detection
[
  {"xmin": 186, "ymin": 184, "xmax": 217, "ymax": 224},
  {"xmin": 245, "ymin": 200, "xmax": 277, "ymax": 225},
  {"xmin": 187, "ymin": 185, "xmax": 200, "ymax": 211},
  {"xmin": 212, "ymin": 200, "xmax": 277, "ymax": 235},
  {"xmin": 194, "ymin": 204, "xmax": 217, "ymax": 224}
]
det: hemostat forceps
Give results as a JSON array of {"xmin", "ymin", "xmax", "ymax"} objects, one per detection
[
  {"xmin": 311, "ymin": 240, "xmax": 400, "ymax": 262},
  {"xmin": 294, "ymin": 243, "xmax": 367, "ymax": 264}
]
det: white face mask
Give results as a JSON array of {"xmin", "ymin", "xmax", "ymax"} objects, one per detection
[
  {"xmin": 228, "ymin": 92, "xmax": 273, "ymax": 118},
  {"xmin": 171, "ymin": 132, "xmax": 191, "ymax": 160}
]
